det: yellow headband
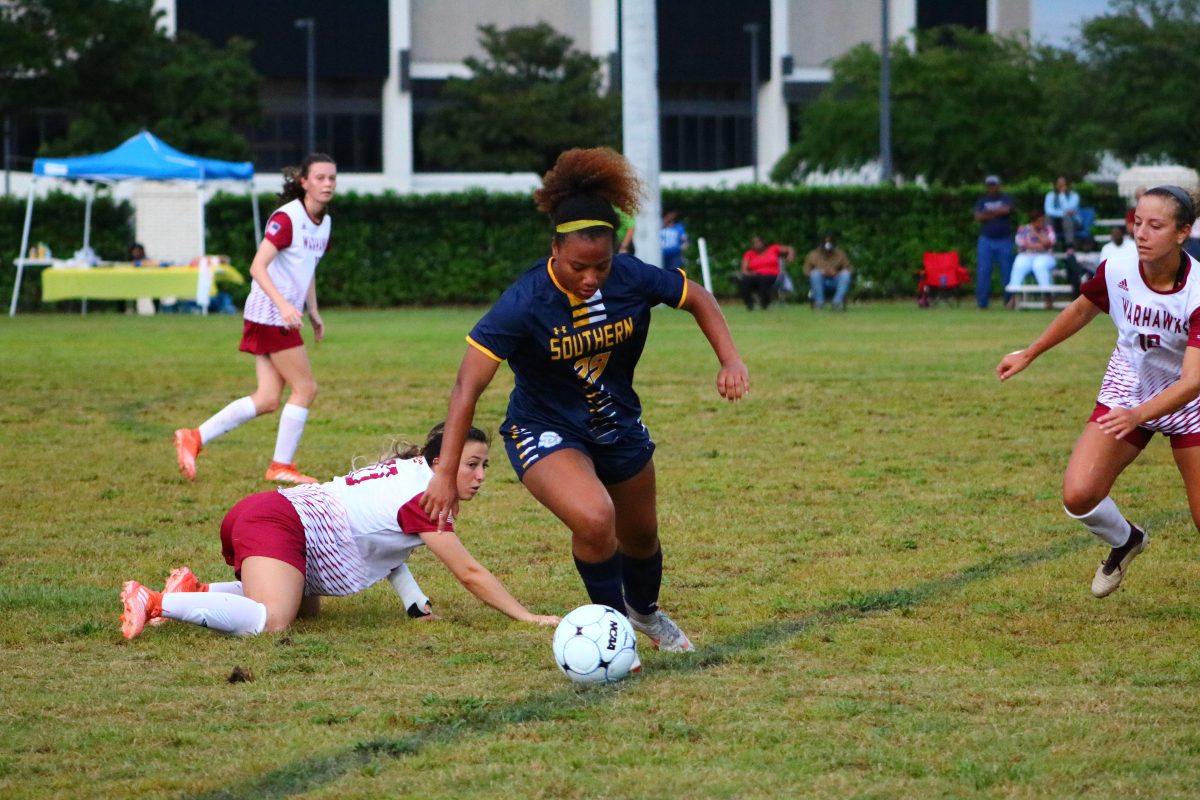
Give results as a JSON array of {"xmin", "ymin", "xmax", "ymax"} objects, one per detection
[{"xmin": 555, "ymin": 219, "xmax": 614, "ymax": 234}]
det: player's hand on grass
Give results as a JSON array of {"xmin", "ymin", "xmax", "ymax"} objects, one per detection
[
  {"xmin": 717, "ymin": 358, "xmax": 750, "ymax": 401},
  {"xmin": 528, "ymin": 613, "xmax": 561, "ymax": 627},
  {"xmin": 996, "ymin": 349, "xmax": 1031, "ymax": 381}
]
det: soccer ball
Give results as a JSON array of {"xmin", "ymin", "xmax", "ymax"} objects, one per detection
[{"xmin": 552, "ymin": 604, "xmax": 639, "ymax": 684}]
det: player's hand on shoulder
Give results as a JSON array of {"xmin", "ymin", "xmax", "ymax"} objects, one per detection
[
  {"xmin": 420, "ymin": 473, "xmax": 459, "ymax": 532},
  {"xmin": 717, "ymin": 358, "xmax": 750, "ymax": 401}
]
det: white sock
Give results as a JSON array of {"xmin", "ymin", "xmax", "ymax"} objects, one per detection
[
  {"xmin": 161, "ymin": 592, "xmax": 267, "ymax": 636},
  {"xmin": 272, "ymin": 403, "xmax": 309, "ymax": 464},
  {"xmin": 1065, "ymin": 497, "xmax": 1131, "ymax": 547},
  {"xmin": 387, "ymin": 563, "xmax": 430, "ymax": 612},
  {"xmin": 198, "ymin": 397, "xmax": 258, "ymax": 445},
  {"xmin": 207, "ymin": 581, "xmax": 244, "ymax": 595}
]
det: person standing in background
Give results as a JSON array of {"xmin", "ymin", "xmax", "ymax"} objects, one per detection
[
  {"xmin": 974, "ymin": 175, "xmax": 1016, "ymax": 309},
  {"xmin": 173, "ymin": 154, "xmax": 336, "ymax": 485},
  {"xmin": 660, "ymin": 209, "xmax": 687, "ymax": 271}
]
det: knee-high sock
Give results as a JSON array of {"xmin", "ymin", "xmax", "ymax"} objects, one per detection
[
  {"xmin": 198, "ymin": 397, "xmax": 258, "ymax": 445},
  {"xmin": 573, "ymin": 551, "xmax": 625, "ymax": 611},
  {"xmin": 1065, "ymin": 496, "xmax": 1131, "ymax": 547},
  {"xmin": 207, "ymin": 581, "xmax": 244, "ymax": 596},
  {"xmin": 161, "ymin": 592, "xmax": 266, "ymax": 636},
  {"xmin": 622, "ymin": 547, "xmax": 663, "ymax": 616},
  {"xmin": 272, "ymin": 403, "xmax": 309, "ymax": 464}
]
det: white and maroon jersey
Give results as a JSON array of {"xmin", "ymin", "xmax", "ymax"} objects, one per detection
[
  {"xmin": 1081, "ymin": 250, "xmax": 1200, "ymax": 434},
  {"xmin": 278, "ymin": 456, "xmax": 449, "ymax": 597},
  {"xmin": 243, "ymin": 198, "xmax": 331, "ymax": 326}
]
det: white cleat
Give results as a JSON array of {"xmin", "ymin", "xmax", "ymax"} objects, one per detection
[
  {"xmin": 1091, "ymin": 526, "xmax": 1148, "ymax": 598},
  {"xmin": 626, "ymin": 605, "xmax": 695, "ymax": 652}
]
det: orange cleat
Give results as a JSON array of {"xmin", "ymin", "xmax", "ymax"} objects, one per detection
[
  {"xmin": 120, "ymin": 581, "xmax": 162, "ymax": 640},
  {"xmin": 173, "ymin": 428, "xmax": 202, "ymax": 481},
  {"xmin": 149, "ymin": 566, "xmax": 208, "ymax": 626},
  {"xmin": 163, "ymin": 566, "xmax": 207, "ymax": 594},
  {"xmin": 264, "ymin": 461, "xmax": 319, "ymax": 484}
]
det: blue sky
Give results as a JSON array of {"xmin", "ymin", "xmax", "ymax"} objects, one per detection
[{"xmin": 1031, "ymin": 0, "xmax": 1112, "ymax": 47}]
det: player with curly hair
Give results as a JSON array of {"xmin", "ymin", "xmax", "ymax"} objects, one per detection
[
  {"xmin": 420, "ymin": 147, "xmax": 750, "ymax": 653},
  {"xmin": 173, "ymin": 154, "xmax": 336, "ymax": 484}
]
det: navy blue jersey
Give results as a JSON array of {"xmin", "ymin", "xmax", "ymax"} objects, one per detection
[{"xmin": 467, "ymin": 254, "xmax": 688, "ymax": 444}]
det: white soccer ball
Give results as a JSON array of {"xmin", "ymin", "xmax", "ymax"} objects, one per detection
[{"xmin": 552, "ymin": 604, "xmax": 639, "ymax": 684}]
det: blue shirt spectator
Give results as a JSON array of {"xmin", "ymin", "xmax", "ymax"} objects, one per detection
[
  {"xmin": 660, "ymin": 210, "xmax": 687, "ymax": 271},
  {"xmin": 1044, "ymin": 175, "xmax": 1081, "ymax": 246},
  {"xmin": 973, "ymin": 175, "xmax": 1016, "ymax": 309}
]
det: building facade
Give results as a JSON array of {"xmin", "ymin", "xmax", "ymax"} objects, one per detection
[{"xmin": 48, "ymin": 0, "xmax": 1034, "ymax": 193}]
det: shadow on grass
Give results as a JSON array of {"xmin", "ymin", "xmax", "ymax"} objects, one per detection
[{"xmin": 185, "ymin": 537, "xmax": 1089, "ymax": 800}]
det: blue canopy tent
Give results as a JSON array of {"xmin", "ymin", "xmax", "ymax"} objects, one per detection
[{"xmin": 10, "ymin": 131, "xmax": 260, "ymax": 316}]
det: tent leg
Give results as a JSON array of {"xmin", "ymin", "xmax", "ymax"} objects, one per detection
[
  {"xmin": 9, "ymin": 178, "xmax": 36, "ymax": 317},
  {"xmin": 83, "ymin": 184, "xmax": 94, "ymax": 253},
  {"xmin": 251, "ymin": 187, "xmax": 262, "ymax": 247}
]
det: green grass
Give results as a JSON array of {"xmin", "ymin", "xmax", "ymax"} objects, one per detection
[{"xmin": 3, "ymin": 302, "xmax": 1200, "ymax": 798}]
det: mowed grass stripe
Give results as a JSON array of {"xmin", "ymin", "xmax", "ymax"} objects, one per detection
[{"xmin": 184, "ymin": 535, "xmax": 1091, "ymax": 800}]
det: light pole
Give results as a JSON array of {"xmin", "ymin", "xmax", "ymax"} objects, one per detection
[
  {"xmin": 295, "ymin": 17, "xmax": 316, "ymax": 156},
  {"xmin": 744, "ymin": 22, "xmax": 760, "ymax": 183},
  {"xmin": 879, "ymin": 0, "xmax": 893, "ymax": 183}
]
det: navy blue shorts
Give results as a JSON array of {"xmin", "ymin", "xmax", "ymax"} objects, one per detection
[{"xmin": 501, "ymin": 421, "xmax": 655, "ymax": 485}]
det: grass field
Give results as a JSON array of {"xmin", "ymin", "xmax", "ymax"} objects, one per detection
[{"xmin": 3, "ymin": 301, "xmax": 1200, "ymax": 798}]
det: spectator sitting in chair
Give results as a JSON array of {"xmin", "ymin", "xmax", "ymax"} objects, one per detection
[
  {"xmin": 739, "ymin": 235, "xmax": 795, "ymax": 311},
  {"xmin": 1044, "ymin": 175, "xmax": 1080, "ymax": 248},
  {"xmin": 1005, "ymin": 208, "xmax": 1057, "ymax": 308},
  {"xmin": 803, "ymin": 233, "xmax": 854, "ymax": 311}
]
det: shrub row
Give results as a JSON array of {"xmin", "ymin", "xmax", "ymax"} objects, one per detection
[{"xmin": 3, "ymin": 181, "xmax": 1123, "ymax": 311}]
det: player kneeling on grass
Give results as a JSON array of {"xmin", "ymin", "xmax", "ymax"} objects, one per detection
[
  {"xmin": 997, "ymin": 186, "xmax": 1200, "ymax": 598},
  {"xmin": 121, "ymin": 423, "xmax": 559, "ymax": 638}
]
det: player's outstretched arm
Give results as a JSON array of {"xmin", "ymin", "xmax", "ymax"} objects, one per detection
[
  {"xmin": 680, "ymin": 280, "xmax": 749, "ymax": 401},
  {"xmin": 996, "ymin": 296, "xmax": 1102, "ymax": 382},
  {"xmin": 419, "ymin": 530, "xmax": 559, "ymax": 626}
]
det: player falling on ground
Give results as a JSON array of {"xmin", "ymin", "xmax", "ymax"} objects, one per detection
[
  {"xmin": 124, "ymin": 424, "xmax": 559, "ymax": 637},
  {"xmin": 419, "ymin": 147, "xmax": 750, "ymax": 653},
  {"xmin": 997, "ymin": 186, "xmax": 1200, "ymax": 597},
  {"xmin": 173, "ymin": 154, "xmax": 335, "ymax": 485}
]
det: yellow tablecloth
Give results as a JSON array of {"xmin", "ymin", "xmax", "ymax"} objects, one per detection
[{"xmin": 41, "ymin": 264, "xmax": 244, "ymax": 302}]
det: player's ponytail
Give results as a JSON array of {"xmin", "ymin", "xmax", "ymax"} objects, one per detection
[{"xmin": 279, "ymin": 153, "xmax": 336, "ymax": 204}]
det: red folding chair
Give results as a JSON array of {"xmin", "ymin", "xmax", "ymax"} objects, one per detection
[{"xmin": 918, "ymin": 252, "xmax": 970, "ymax": 307}]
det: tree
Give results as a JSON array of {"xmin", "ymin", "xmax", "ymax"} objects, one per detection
[
  {"xmin": 772, "ymin": 27, "xmax": 1101, "ymax": 185},
  {"xmin": 419, "ymin": 23, "xmax": 620, "ymax": 174},
  {"xmin": 1, "ymin": 0, "xmax": 260, "ymax": 160},
  {"xmin": 1077, "ymin": 0, "xmax": 1200, "ymax": 167}
]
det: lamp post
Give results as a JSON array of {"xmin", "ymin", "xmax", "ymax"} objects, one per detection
[
  {"xmin": 744, "ymin": 22, "xmax": 760, "ymax": 183},
  {"xmin": 879, "ymin": 0, "xmax": 893, "ymax": 183},
  {"xmin": 295, "ymin": 17, "xmax": 316, "ymax": 156}
]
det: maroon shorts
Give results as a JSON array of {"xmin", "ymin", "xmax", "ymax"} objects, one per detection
[
  {"xmin": 220, "ymin": 491, "xmax": 307, "ymax": 578},
  {"xmin": 239, "ymin": 320, "xmax": 304, "ymax": 355},
  {"xmin": 1089, "ymin": 403, "xmax": 1200, "ymax": 450}
]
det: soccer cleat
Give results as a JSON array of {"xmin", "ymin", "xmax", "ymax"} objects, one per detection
[
  {"xmin": 163, "ymin": 566, "xmax": 206, "ymax": 594},
  {"xmin": 120, "ymin": 580, "xmax": 162, "ymax": 639},
  {"xmin": 149, "ymin": 566, "xmax": 209, "ymax": 626},
  {"xmin": 173, "ymin": 428, "xmax": 202, "ymax": 480},
  {"xmin": 625, "ymin": 605, "xmax": 695, "ymax": 652},
  {"xmin": 1091, "ymin": 525, "xmax": 1149, "ymax": 598},
  {"xmin": 264, "ymin": 461, "xmax": 319, "ymax": 484}
]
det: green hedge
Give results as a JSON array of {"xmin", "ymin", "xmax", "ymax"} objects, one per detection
[{"xmin": 4, "ymin": 181, "xmax": 1123, "ymax": 312}]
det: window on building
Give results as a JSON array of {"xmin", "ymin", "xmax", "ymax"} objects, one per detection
[{"xmin": 917, "ymin": 0, "xmax": 987, "ymax": 32}]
